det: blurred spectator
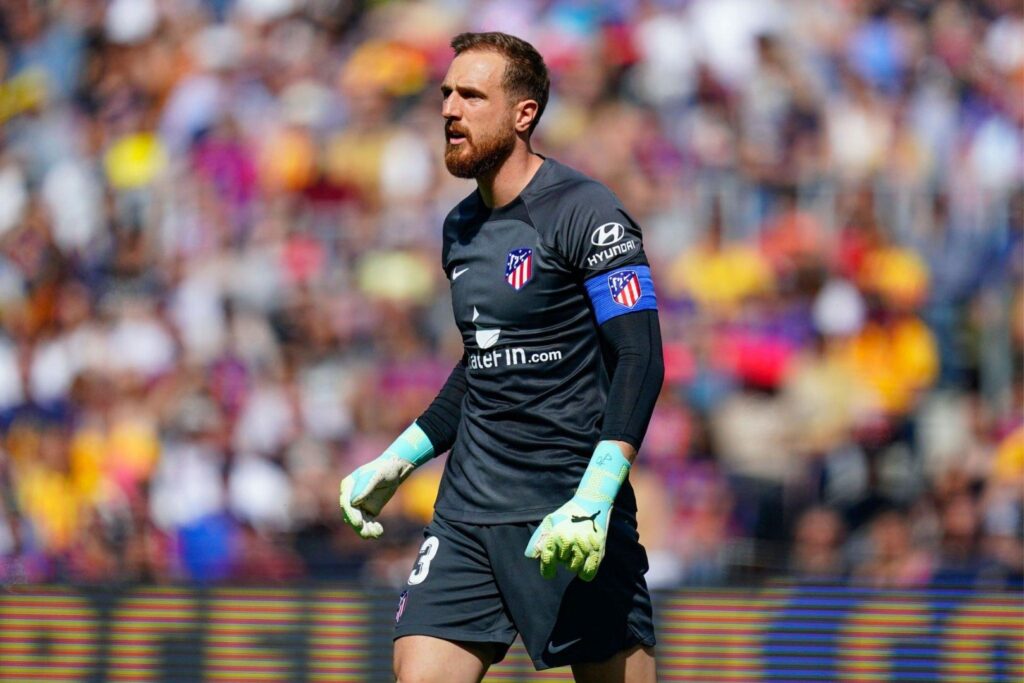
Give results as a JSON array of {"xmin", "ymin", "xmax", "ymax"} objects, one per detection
[
  {"xmin": 667, "ymin": 202, "xmax": 774, "ymax": 314},
  {"xmin": 851, "ymin": 508, "xmax": 934, "ymax": 588},
  {"xmin": 789, "ymin": 506, "xmax": 847, "ymax": 579}
]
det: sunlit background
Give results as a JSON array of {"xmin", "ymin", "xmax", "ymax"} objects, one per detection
[{"xmin": 0, "ymin": 0, "xmax": 1021, "ymax": 597}]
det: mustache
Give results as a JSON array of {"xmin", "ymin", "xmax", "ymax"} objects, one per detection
[{"xmin": 445, "ymin": 124, "xmax": 470, "ymax": 140}]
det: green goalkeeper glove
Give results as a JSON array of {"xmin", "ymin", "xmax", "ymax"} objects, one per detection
[
  {"xmin": 524, "ymin": 441, "xmax": 631, "ymax": 581},
  {"xmin": 339, "ymin": 423, "xmax": 434, "ymax": 539}
]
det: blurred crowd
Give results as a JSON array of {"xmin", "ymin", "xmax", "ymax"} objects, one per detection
[{"xmin": 0, "ymin": 0, "xmax": 1021, "ymax": 589}]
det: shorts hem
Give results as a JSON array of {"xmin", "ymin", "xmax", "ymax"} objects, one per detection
[
  {"xmin": 529, "ymin": 629, "xmax": 657, "ymax": 671},
  {"xmin": 393, "ymin": 625, "xmax": 516, "ymax": 664},
  {"xmin": 628, "ymin": 623, "xmax": 657, "ymax": 650}
]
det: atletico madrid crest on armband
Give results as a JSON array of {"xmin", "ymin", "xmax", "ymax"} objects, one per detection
[
  {"xmin": 608, "ymin": 270, "xmax": 641, "ymax": 308},
  {"xmin": 505, "ymin": 248, "xmax": 533, "ymax": 290}
]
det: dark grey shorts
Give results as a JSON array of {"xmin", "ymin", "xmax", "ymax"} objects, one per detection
[{"xmin": 392, "ymin": 510, "xmax": 656, "ymax": 670}]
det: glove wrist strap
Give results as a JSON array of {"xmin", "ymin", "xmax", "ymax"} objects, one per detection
[
  {"xmin": 385, "ymin": 422, "xmax": 435, "ymax": 468},
  {"xmin": 575, "ymin": 441, "xmax": 631, "ymax": 506}
]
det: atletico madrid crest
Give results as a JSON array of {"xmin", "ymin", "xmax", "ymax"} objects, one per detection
[
  {"xmin": 505, "ymin": 248, "xmax": 533, "ymax": 290},
  {"xmin": 609, "ymin": 270, "xmax": 641, "ymax": 308}
]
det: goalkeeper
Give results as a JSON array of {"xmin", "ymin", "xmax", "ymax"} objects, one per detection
[{"xmin": 339, "ymin": 31, "xmax": 663, "ymax": 683}]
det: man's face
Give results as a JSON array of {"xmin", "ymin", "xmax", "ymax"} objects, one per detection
[{"xmin": 441, "ymin": 50, "xmax": 518, "ymax": 179}]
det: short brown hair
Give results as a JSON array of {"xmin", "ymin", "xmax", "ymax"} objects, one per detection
[{"xmin": 451, "ymin": 32, "xmax": 550, "ymax": 135}]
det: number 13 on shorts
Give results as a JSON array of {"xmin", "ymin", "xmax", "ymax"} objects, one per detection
[{"xmin": 408, "ymin": 537, "xmax": 440, "ymax": 585}]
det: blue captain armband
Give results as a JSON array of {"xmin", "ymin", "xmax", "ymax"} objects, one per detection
[{"xmin": 585, "ymin": 265, "xmax": 658, "ymax": 325}]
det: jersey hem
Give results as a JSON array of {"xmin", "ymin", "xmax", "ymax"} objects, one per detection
[{"xmin": 434, "ymin": 504, "xmax": 557, "ymax": 524}]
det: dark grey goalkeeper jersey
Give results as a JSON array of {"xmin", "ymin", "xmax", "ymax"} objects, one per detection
[{"xmin": 434, "ymin": 158, "xmax": 658, "ymax": 524}]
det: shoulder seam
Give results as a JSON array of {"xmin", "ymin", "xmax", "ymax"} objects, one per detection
[{"xmin": 520, "ymin": 193, "xmax": 540, "ymax": 235}]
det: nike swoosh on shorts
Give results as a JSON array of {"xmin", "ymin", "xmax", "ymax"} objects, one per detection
[{"xmin": 546, "ymin": 637, "xmax": 582, "ymax": 654}]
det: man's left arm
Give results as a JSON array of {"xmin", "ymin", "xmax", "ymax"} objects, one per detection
[
  {"xmin": 595, "ymin": 308, "xmax": 665, "ymax": 462},
  {"xmin": 524, "ymin": 308, "xmax": 664, "ymax": 580},
  {"xmin": 526, "ymin": 185, "xmax": 664, "ymax": 580}
]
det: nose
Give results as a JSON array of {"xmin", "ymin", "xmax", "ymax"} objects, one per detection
[{"xmin": 442, "ymin": 93, "xmax": 461, "ymax": 121}]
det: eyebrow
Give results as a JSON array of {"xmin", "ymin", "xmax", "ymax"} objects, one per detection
[{"xmin": 440, "ymin": 84, "xmax": 488, "ymax": 98}]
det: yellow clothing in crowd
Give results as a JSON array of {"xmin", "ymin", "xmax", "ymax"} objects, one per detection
[
  {"xmin": 993, "ymin": 425, "xmax": 1024, "ymax": 484},
  {"xmin": 860, "ymin": 246, "xmax": 930, "ymax": 308},
  {"xmin": 668, "ymin": 244, "xmax": 775, "ymax": 313},
  {"xmin": 12, "ymin": 418, "xmax": 161, "ymax": 553},
  {"xmin": 16, "ymin": 466, "xmax": 83, "ymax": 552},
  {"xmin": 841, "ymin": 316, "xmax": 939, "ymax": 416}
]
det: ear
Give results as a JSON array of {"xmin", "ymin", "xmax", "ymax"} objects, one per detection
[{"xmin": 514, "ymin": 99, "xmax": 539, "ymax": 135}]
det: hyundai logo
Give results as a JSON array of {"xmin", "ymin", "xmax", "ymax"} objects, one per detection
[{"xmin": 590, "ymin": 222, "xmax": 625, "ymax": 247}]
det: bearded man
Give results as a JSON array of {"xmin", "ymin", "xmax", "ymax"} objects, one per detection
[{"xmin": 340, "ymin": 31, "xmax": 664, "ymax": 683}]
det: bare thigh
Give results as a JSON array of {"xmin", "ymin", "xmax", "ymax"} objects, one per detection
[
  {"xmin": 393, "ymin": 635, "xmax": 500, "ymax": 683},
  {"xmin": 571, "ymin": 644, "xmax": 657, "ymax": 683}
]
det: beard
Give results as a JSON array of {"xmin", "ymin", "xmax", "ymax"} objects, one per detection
[{"xmin": 444, "ymin": 120, "xmax": 517, "ymax": 179}]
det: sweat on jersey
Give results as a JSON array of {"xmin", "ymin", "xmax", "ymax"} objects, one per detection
[{"xmin": 429, "ymin": 157, "xmax": 658, "ymax": 524}]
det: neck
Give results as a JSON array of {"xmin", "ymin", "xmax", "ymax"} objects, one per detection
[{"xmin": 477, "ymin": 144, "xmax": 544, "ymax": 208}]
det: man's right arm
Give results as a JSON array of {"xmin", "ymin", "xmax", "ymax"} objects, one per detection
[
  {"xmin": 414, "ymin": 357, "xmax": 468, "ymax": 454},
  {"xmin": 339, "ymin": 358, "xmax": 467, "ymax": 538}
]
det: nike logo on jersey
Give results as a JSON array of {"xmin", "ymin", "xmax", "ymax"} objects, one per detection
[
  {"xmin": 452, "ymin": 266, "xmax": 469, "ymax": 280},
  {"xmin": 571, "ymin": 511, "xmax": 600, "ymax": 532},
  {"xmin": 547, "ymin": 637, "xmax": 582, "ymax": 655}
]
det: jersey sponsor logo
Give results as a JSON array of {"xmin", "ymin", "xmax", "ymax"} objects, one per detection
[
  {"xmin": 609, "ymin": 270, "xmax": 642, "ymax": 308},
  {"xmin": 467, "ymin": 346, "xmax": 563, "ymax": 370},
  {"xmin": 591, "ymin": 222, "xmax": 625, "ymax": 246},
  {"xmin": 587, "ymin": 238, "xmax": 637, "ymax": 267},
  {"xmin": 452, "ymin": 266, "xmax": 469, "ymax": 280},
  {"xmin": 472, "ymin": 306, "xmax": 501, "ymax": 349},
  {"xmin": 476, "ymin": 329, "xmax": 501, "ymax": 349},
  {"xmin": 505, "ymin": 247, "xmax": 533, "ymax": 290}
]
